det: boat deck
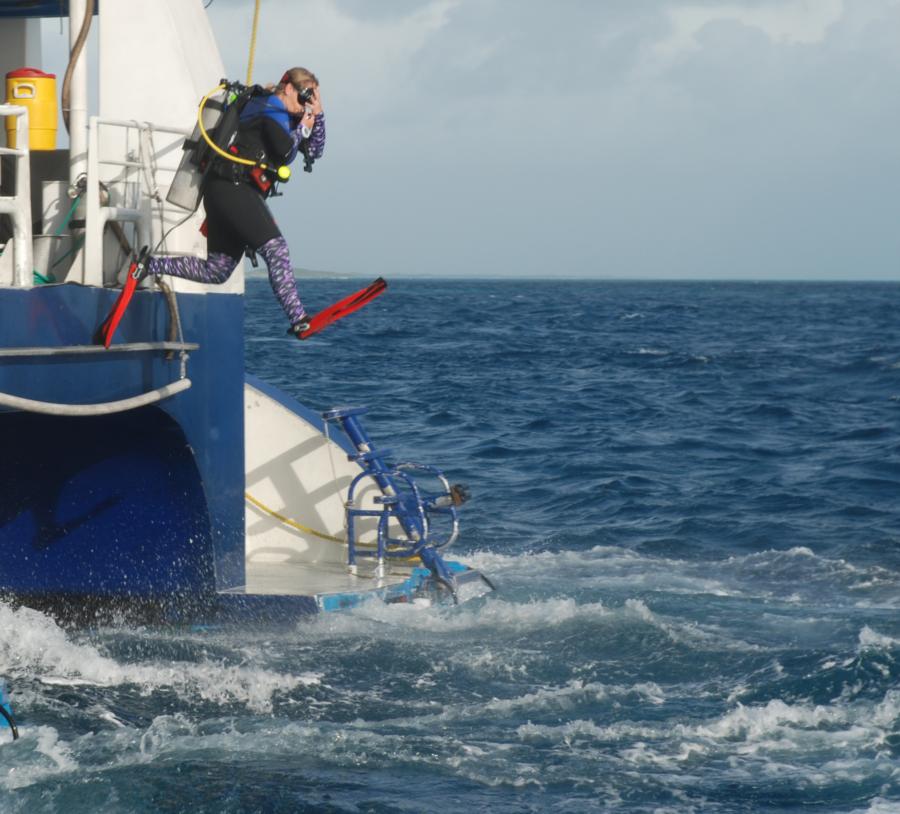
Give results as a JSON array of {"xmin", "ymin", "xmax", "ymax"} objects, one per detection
[{"xmin": 224, "ymin": 559, "xmax": 416, "ymax": 597}]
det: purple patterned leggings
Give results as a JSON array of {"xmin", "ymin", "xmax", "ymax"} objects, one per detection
[{"xmin": 147, "ymin": 236, "xmax": 307, "ymax": 326}]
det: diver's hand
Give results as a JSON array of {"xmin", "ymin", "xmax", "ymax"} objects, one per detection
[{"xmin": 307, "ymin": 87, "xmax": 323, "ymax": 117}]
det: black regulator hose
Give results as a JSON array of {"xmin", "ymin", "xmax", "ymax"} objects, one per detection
[{"xmin": 0, "ymin": 704, "xmax": 18, "ymax": 741}]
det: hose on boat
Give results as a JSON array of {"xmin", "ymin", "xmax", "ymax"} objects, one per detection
[
  {"xmin": 61, "ymin": 0, "xmax": 95, "ymax": 133},
  {"xmin": 244, "ymin": 492, "xmax": 424, "ymax": 564},
  {"xmin": 244, "ymin": 492, "xmax": 344, "ymax": 543},
  {"xmin": 0, "ymin": 378, "xmax": 192, "ymax": 416}
]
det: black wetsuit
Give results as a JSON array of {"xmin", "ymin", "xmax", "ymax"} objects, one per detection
[
  {"xmin": 146, "ymin": 96, "xmax": 326, "ymax": 328},
  {"xmin": 204, "ymin": 114, "xmax": 295, "ymax": 259}
]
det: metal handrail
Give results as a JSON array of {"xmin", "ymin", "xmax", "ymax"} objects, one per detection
[
  {"xmin": 0, "ymin": 105, "xmax": 33, "ymax": 287},
  {"xmin": 83, "ymin": 116, "xmax": 191, "ymax": 286}
]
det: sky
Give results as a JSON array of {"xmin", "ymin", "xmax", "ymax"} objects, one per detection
[{"xmin": 48, "ymin": 1, "xmax": 900, "ymax": 279}]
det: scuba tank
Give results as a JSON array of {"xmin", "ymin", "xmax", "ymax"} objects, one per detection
[{"xmin": 166, "ymin": 81, "xmax": 263, "ymax": 212}]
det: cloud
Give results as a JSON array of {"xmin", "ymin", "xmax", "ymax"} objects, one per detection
[
  {"xmin": 653, "ymin": 0, "xmax": 845, "ymax": 66},
  {"xmin": 202, "ymin": 0, "xmax": 900, "ymax": 278}
]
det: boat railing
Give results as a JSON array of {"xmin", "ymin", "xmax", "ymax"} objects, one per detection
[
  {"xmin": 82, "ymin": 116, "xmax": 190, "ymax": 287},
  {"xmin": 0, "ymin": 105, "xmax": 34, "ymax": 288}
]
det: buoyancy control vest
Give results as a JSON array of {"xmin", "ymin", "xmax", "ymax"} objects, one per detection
[
  {"xmin": 166, "ymin": 81, "xmax": 294, "ymax": 210},
  {"xmin": 222, "ymin": 97, "xmax": 296, "ymax": 191}
]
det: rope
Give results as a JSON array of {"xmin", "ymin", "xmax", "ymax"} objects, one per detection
[
  {"xmin": 245, "ymin": 0, "xmax": 262, "ymax": 84},
  {"xmin": 245, "ymin": 492, "xmax": 344, "ymax": 543}
]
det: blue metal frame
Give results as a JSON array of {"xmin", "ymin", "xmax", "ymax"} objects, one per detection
[{"xmin": 323, "ymin": 406, "xmax": 461, "ymax": 598}]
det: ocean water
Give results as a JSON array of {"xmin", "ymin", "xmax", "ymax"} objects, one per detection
[{"xmin": 2, "ymin": 279, "xmax": 899, "ymax": 813}]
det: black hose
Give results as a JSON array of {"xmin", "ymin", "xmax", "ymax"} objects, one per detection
[
  {"xmin": 0, "ymin": 704, "xmax": 19, "ymax": 741},
  {"xmin": 434, "ymin": 575, "xmax": 459, "ymax": 605},
  {"xmin": 479, "ymin": 573, "xmax": 497, "ymax": 592}
]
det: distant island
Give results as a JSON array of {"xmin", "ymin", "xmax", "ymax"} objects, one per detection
[{"xmin": 245, "ymin": 266, "xmax": 361, "ymax": 280}]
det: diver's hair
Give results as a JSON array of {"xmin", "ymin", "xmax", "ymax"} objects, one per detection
[{"xmin": 277, "ymin": 67, "xmax": 319, "ymax": 92}]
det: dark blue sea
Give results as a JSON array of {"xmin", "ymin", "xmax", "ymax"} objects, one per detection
[{"xmin": 2, "ymin": 279, "xmax": 899, "ymax": 813}]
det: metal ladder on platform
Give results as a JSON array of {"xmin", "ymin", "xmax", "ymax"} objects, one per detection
[{"xmin": 323, "ymin": 406, "xmax": 468, "ymax": 601}]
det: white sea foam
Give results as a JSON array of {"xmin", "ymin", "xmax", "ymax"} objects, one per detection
[
  {"xmin": 463, "ymin": 544, "xmax": 644, "ymax": 573},
  {"xmin": 332, "ymin": 596, "xmax": 608, "ymax": 635},
  {"xmin": 858, "ymin": 626, "xmax": 900, "ymax": 650},
  {"xmin": 465, "ymin": 546, "xmax": 742, "ymax": 600},
  {"xmin": 692, "ymin": 698, "xmax": 846, "ymax": 740},
  {"xmin": 138, "ymin": 716, "xmax": 543, "ymax": 790},
  {"xmin": 728, "ymin": 547, "xmax": 900, "ymax": 587},
  {"xmin": 620, "ymin": 599, "xmax": 765, "ymax": 653},
  {"xmin": 466, "ymin": 546, "xmax": 768, "ymax": 603},
  {"xmin": 311, "ymin": 547, "xmax": 767, "ymax": 653},
  {"xmin": 0, "ymin": 603, "xmax": 316, "ymax": 712},
  {"xmin": 1, "ymin": 725, "xmax": 77, "ymax": 791},
  {"xmin": 1, "ymin": 710, "xmax": 541, "ymax": 795},
  {"xmin": 728, "ymin": 545, "xmax": 816, "ymax": 566},
  {"xmin": 517, "ymin": 718, "xmax": 612, "ymax": 745},
  {"xmin": 516, "ymin": 689, "xmax": 900, "ymax": 775},
  {"xmin": 852, "ymin": 799, "xmax": 900, "ymax": 814},
  {"xmin": 481, "ymin": 679, "xmax": 665, "ymax": 716}
]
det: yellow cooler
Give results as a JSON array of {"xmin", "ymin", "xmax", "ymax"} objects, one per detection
[{"xmin": 5, "ymin": 67, "xmax": 57, "ymax": 151}]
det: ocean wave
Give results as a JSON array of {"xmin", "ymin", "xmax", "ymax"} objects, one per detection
[
  {"xmin": 851, "ymin": 799, "xmax": 900, "ymax": 814},
  {"xmin": 476, "ymin": 680, "xmax": 665, "ymax": 720},
  {"xmin": 858, "ymin": 626, "xmax": 900, "ymax": 651},
  {"xmin": 0, "ymin": 725, "xmax": 78, "ymax": 792},
  {"xmin": 516, "ymin": 689, "xmax": 900, "ymax": 769},
  {"xmin": 0, "ymin": 604, "xmax": 315, "ymax": 713},
  {"xmin": 723, "ymin": 547, "xmax": 900, "ymax": 601},
  {"xmin": 333, "ymin": 596, "xmax": 608, "ymax": 634}
]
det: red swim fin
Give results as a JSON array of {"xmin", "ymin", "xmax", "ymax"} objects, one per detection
[
  {"xmin": 298, "ymin": 277, "xmax": 387, "ymax": 340},
  {"xmin": 93, "ymin": 248, "xmax": 150, "ymax": 348}
]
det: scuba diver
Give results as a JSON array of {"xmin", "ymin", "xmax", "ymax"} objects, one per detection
[{"xmin": 146, "ymin": 67, "xmax": 326, "ymax": 336}]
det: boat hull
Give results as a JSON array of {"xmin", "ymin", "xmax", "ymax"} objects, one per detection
[
  {"xmin": 0, "ymin": 283, "xmax": 245, "ymax": 604},
  {"xmin": 0, "ymin": 284, "xmax": 493, "ymax": 621}
]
